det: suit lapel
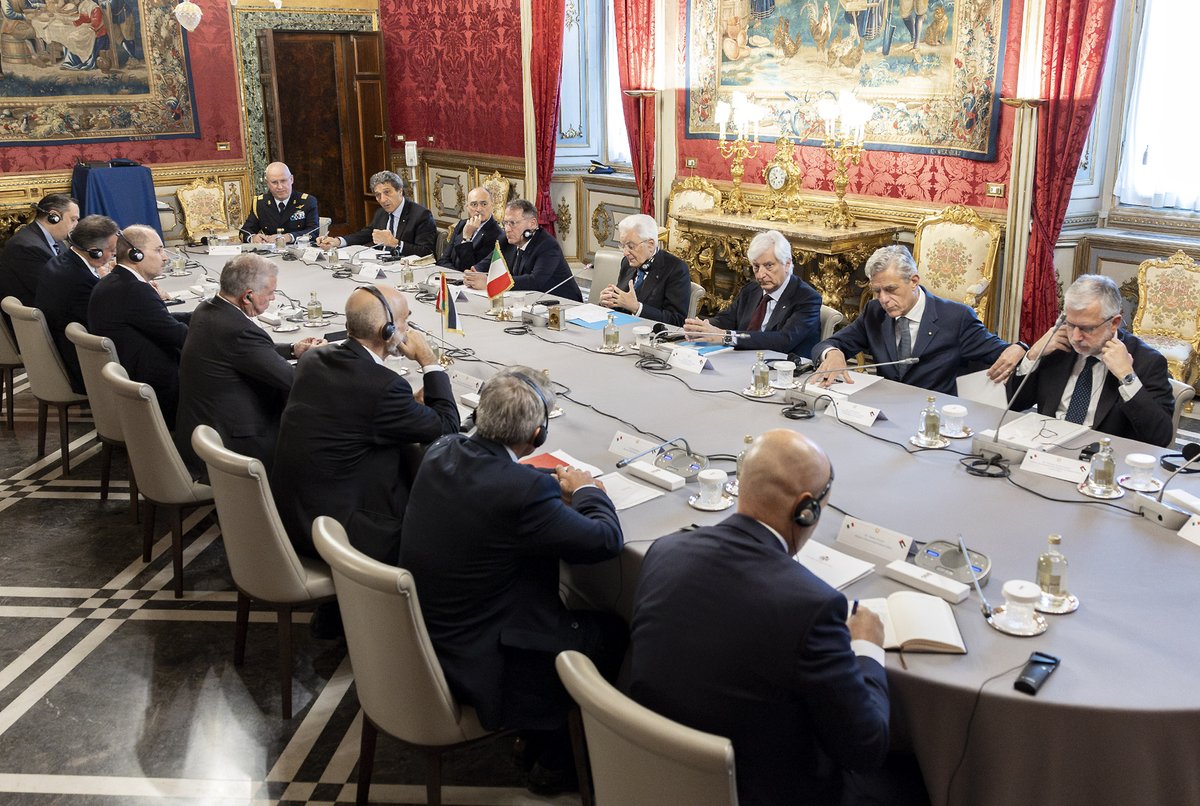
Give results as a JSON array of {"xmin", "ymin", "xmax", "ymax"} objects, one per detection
[
  {"xmin": 877, "ymin": 306, "xmax": 898, "ymax": 363},
  {"xmin": 762, "ymin": 275, "xmax": 796, "ymax": 331},
  {"xmin": 910, "ymin": 292, "xmax": 940, "ymax": 357}
]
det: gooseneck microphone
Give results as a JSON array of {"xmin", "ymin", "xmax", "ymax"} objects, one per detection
[
  {"xmin": 651, "ymin": 322, "xmax": 687, "ymax": 343},
  {"xmin": 1156, "ymin": 442, "xmax": 1200, "ymax": 504},
  {"xmin": 1139, "ymin": 442, "xmax": 1200, "ymax": 530},
  {"xmin": 797, "ymin": 356, "xmax": 920, "ymax": 395},
  {"xmin": 614, "ymin": 436, "xmax": 707, "ymax": 482},
  {"xmin": 537, "ymin": 269, "xmax": 584, "ymax": 300}
]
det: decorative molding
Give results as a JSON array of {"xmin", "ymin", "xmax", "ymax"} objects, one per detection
[
  {"xmin": 557, "ymin": 196, "xmax": 573, "ymax": 238},
  {"xmin": 1061, "ymin": 213, "xmax": 1100, "ymax": 230},
  {"xmin": 559, "ymin": 123, "xmax": 584, "ymax": 139},
  {"xmin": 564, "ymin": 0, "xmax": 579, "ymax": 30},
  {"xmin": 1107, "ymin": 208, "xmax": 1200, "ymax": 237}
]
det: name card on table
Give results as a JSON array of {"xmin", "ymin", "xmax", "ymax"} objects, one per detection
[
  {"xmin": 1178, "ymin": 515, "xmax": 1200, "ymax": 548},
  {"xmin": 608, "ymin": 430, "xmax": 660, "ymax": 461},
  {"xmin": 301, "ymin": 247, "xmax": 322, "ymax": 262},
  {"xmin": 357, "ymin": 264, "xmax": 386, "ymax": 280},
  {"xmin": 1019, "ymin": 450, "xmax": 1090, "ymax": 483},
  {"xmin": 835, "ymin": 516, "xmax": 913, "ymax": 563},
  {"xmin": 823, "ymin": 399, "xmax": 883, "ymax": 427},
  {"xmin": 668, "ymin": 346, "xmax": 711, "ymax": 374},
  {"xmin": 208, "ymin": 244, "xmax": 241, "ymax": 256}
]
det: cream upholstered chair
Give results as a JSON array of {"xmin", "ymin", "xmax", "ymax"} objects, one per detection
[
  {"xmin": 588, "ymin": 248, "xmax": 624, "ymax": 305},
  {"xmin": 819, "ymin": 304, "xmax": 844, "ymax": 341},
  {"xmin": 1169, "ymin": 378, "xmax": 1196, "ymax": 444},
  {"xmin": 479, "ymin": 170, "xmax": 512, "ymax": 223},
  {"xmin": 318, "ymin": 216, "xmax": 331, "ymax": 238},
  {"xmin": 192, "ymin": 425, "xmax": 335, "ymax": 719},
  {"xmin": 555, "ymin": 650, "xmax": 739, "ymax": 806},
  {"xmin": 65, "ymin": 323, "xmax": 138, "ymax": 520},
  {"xmin": 311, "ymin": 516, "xmax": 495, "ymax": 806},
  {"xmin": 1, "ymin": 297, "xmax": 89, "ymax": 474},
  {"xmin": 665, "ymin": 177, "xmax": 722, "ymax": 255},
  {"xmin": 0, "ymin": 313, "xmax": 22, "ymax": 430},
  {"xmin": 176, "ymin": 177, "xmax": 229, "ymax": 243},
  {"xmin": 101, "ymin": 363, "xmax": 212, "ymax": 598},
  {"xmin": 912, "ymin": 204, "xmax": 1001, "ymax": 326},
  {"xmin": 1133, "ymin": 250, "xmax": 1200, "ymax": 390},
  {"xmin": 688, "ymin": 281, "xmax": 705, "ymax": 319}
]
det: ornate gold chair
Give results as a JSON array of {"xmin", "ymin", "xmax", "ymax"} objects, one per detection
[
  {"xmin": 911, "ymin": 204, "xmax": 1001, "ymax": 326},
  {"xmin": 665, "ymin": 176, "xmax": 723, "ymax": 255},
  {"xmin": 176, "ymin": 178, "xmax": 230, "ymax": 243},
  {"xmin": 478, "ymin": 170, "xmax": 512, "ymax": 223},
  {"xmin": 1133, "ymin": 250, "xmax": 1200, "ymax": 389}
]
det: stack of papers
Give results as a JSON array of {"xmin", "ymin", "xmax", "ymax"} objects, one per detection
[
  {"xmin": 594, "ymin": 472, "xmax": 663, "ymax": 510},
  {"xmin": 795, "ymin": 540, "xmax": 875, "ymax": 590},
  {"xmin": 565, "ymin": 304, "xmax": 640, "ymax": 329}
]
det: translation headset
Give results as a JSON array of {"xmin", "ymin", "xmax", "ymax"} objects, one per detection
[
  {"xmin": 522, "ymin": 228, "xmax": 537, "ymax": 241},
  {"xmin": 35, "ymin": 203, "xmax": 62, "ymax": 225},
  {"xmin": 67, "ymin": 236, "xmax": 106, "ymax": 261},
  {"xmin": 117, "ymin": 230, "xmax": 144, "ymax": 263},
  {"xmin": 356, "ymin": 285, "xmax": 396, "ymax": 341},
  {"xmin": 512, "ymin": 372, "xmax": 550, "ymax": 448},
  {"xmin": 793, "ymin": 465, "xmax": 835, "ymax": 527}
]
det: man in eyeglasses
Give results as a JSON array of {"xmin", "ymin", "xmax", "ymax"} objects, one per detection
[
  {"xmin": 1008, "ymin": 273, "xmax": 1175, "ymax": 447},
  {"xmin": 462, "ymin": 199, "xmax": 582, "ymax": 301},
  {"xmin": 598, "ymin": 214, "xmax": 692, "ymax": 326}
]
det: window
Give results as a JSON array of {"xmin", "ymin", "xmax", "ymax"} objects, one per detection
[{"xmin": 556, "ymin": 0, "xmax": 631, "ymax": 169}]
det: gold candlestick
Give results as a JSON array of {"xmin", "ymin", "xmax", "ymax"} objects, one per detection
[
  {"xmin": 718, "ymin": 133, "xmax": 761, "ymax": 216},
  {"xmin": 822, "ymin": 136, "xmax": 863, "ymax": 229}
]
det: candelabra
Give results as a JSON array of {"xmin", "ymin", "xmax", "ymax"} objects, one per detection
[
  {"xmin": 817, "ymin": 92, "xmax": 871, "ymax": 230},
  {"xmin": 717, "ymin": 134, "xmax": 760, "ymax": 216}
]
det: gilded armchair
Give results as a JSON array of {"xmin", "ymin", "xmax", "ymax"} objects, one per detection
[
  {"xmin": 1132, "ymin": 250, "xmax": 1200, "ymax": 387},
  {"xmin": 912, "ymin": 204, "xmax": 1001, "ymax": 327},
  {"xmin": 176, "ymin": 178, "xmax": 230, "ymax": 243}
]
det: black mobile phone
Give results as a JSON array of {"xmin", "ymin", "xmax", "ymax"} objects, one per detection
[
  {"xmin": 1078, "ymin": 442, "xmax": 1101, "ymax": 462},
  {"xmin": 1014, "ymin": 651, "xmax": 1060, "ymax": 695}
]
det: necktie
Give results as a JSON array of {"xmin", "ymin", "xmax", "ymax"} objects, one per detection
[
  {"xmin": 386, "ymin": 213, "xmax": 395, "ymax": 235},
  {"xmin": 634, "ymin": 268, "xmax": 648, "ymax": 291},
  {"xmin": 52, "ymin": 242, "xmax": 61, "ymax": 255},
  {"xmin": 1065, "ymin": 356, "xmax": 1100, "ymax": 424},
  {"xmin": 896, "ymin": 316, "xmax": 912, "ymax": 359},
  {"xmin": 747, "ymin": 293, "xmax": 770, "ymax": 332},
  {"xmin": 277, "ymin": 201, "xmax": 285, "ymax": 214}
]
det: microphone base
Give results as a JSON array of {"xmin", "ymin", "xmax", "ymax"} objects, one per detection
[
  {"xmin": 654, "ymin": 450, "xmax": 708, "ymax": 481},
  {"xmin": 783, "ymin": 386, "xmax": 831, "ymax": 412},
  {"xmin": 971, "ymin": 435, "xmax": 1027, "ymax": 465},
  {"xmin": 520, "ymin": 310, "xmax": 547, "ymax": 328},
  {"xmin": 1137, "ymin": 493, "xmax": 1190, "ymax": 530},
  {"xmin": 637, "ymin": 343, "xmax": 675, "ymax": 362}
]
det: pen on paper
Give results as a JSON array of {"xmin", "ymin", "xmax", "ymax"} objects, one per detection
[{"xmin": 851, "ymin": 599, "xmax": 859, "ymax": 615}]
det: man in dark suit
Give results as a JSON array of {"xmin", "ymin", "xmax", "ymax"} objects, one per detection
[
  {"xmin": 239, "ymin": 162, "xmax": 319, "ymax": 245},
  {"xmin": 33, "ymin": 214, "xmax": 119, "ymax": 394},
  {"xmin": 271, "ymin": 284, "xmax": 460, "ymax": 565},
  {"xmin": 462, "ymin": 198, "xmax": 583, "ymax": 301},
  {"xmin": 0, "ymin": 193, "xmax": 79, "ymax": 317},
  {"xmin": 630, "ymin": 429, "xmax": 893, "ymax": 806},
  {"xmin": 436, "ymin": 185, "xmax": 503, "ymax": 271},
  {"xmin": 400, "ymin": 367, "xmax": 624, "ymax": 794},
  {"xmin": 175, "ymin": 254, "xmax": 325, "ymax": 475},
  {"xmin": 87, "ymin": 225, "xmax": 190, "ymax": 429},
  {"xmin": 317, "ymin": 170, "xmax": 438, "ymax": 258},
  {"xmin": 812, "ymin": 244, "xmax": 1025, "ymax": 395},
  {"xmin": 598, "ymin": 213, "xmax": 692, "ymax": 326},
  {"xmin": 1008, "ymin": 274, "xmax": 1175, "ymax": 447},
  {"xmin": 683, "ymin": 229, "xmax": 821, "ymax": 355}
]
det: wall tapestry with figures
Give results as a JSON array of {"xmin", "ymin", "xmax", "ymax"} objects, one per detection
[
  {"xmin": 0, "ymin": 0, "xmax": 198, "ymax": 146},
  {"xmin": 686, "ymin": 0, "xmax": 1009, "ymax": 160}
]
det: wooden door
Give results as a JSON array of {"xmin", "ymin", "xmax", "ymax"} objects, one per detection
[{"xmin": 347, "ymin": 34, "xmax": 391, "ymax": 224}]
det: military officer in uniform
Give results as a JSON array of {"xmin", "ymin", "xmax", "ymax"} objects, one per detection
[{"xmin": 240, "ymin": 162, "xmax": 319, "ymax": 245}]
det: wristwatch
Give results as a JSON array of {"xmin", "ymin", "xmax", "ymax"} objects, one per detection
[
  {"xmin": 722, "ymin": 331, "xmax": 735, "ymax": 346},
  {"xmin": 1120, "ymin": 371, "xmax": 1137, "ymax": 387}
]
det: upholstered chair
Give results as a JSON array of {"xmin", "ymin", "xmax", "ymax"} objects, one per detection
[
  {"xmin": 0, "ymin": 313, "xmax": 22, "ymax": 430},
  {"xmin": 1133, "ymin": 250, "xmax": 1200, "ymax": 391},
  {"xmin": 912, "ymin": 204, "xmax": 1001, "ymax": 326}
]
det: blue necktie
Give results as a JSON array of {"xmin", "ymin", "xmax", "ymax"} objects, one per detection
[
  {"xmin": 634, "ymin": 268, "xmax": 647, "ymax": 290},
  {"xmin": 1065, "ymin": 356, "xmax": 1100, "ymax": 424}
]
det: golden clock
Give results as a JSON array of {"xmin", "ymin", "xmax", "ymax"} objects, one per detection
[{"xmin": 758, "ymin": 136, "xmax": 811, "ymax": 223}]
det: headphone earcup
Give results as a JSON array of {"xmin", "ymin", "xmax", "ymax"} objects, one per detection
[
  {"xmin": 381, "ymin": 321, "xmax": 396, "ymax": 341},
  {"xmin": 793, "ymin": 495, "xmax": 819, "ymax": 527},
  {"xmin": 128, "ymin": 246, "xmax": 144, "ymax": 263},
  {"xmin": 46, "ymin": 209, "xmax": 61, "ymax": 225},
  {"xmin": 531, "ymin": 423, "xmax": 547, "ymax": 448},
  {"xmin": 522, "ymin": 228, "xmax": 536, "ymax": 240},
  {"xmin": 87, "ymin": 247, "xmax": 104, "ymax": 260}
]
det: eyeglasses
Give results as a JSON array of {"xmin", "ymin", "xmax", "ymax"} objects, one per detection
[
  {"xmin": 502, "ymin": 220, "xmax": 529, "ymax": 229},
  {"xmin": 1063, "ymin": 314, "xmax": 1117, "ymax": 335},
  {"xmin": 618, "ymin": 238, "xmax": 653, "ymax": 252}
]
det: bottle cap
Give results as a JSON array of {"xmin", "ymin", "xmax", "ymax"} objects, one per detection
[{"xmin": 1048, "ymin": 534, "xmax": 1061, "ymax": 545}]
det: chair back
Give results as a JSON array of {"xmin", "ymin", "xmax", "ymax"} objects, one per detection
[
  {"xmin": 1133, "ymin": 250, "xmax": 1200, "ymax": 386},
  {"xmin": 101, "ymin": 363, "xmax": 209, "ymax": 505},
  {"xmin": 1169, "ymin": 378, "xmax": 1196, "ymax": 444},
  {"xmin": 318, "ymin": 216, "xmax": 331, "ymax": 238},
  {"xmin": 556, "ymin": 650, "xmax": 739, "ymax": 806},
  {"xmin": 0, "ymin": 312, "xmax": 20, "ymax": 367},
  {"xmin": 589, "ymin": 248, "xmax": 624, "ymax": 305},
  {"xmin": 912, "ymin": 205, "xmax": 1000, "ymax": 326},
  {"xmin": 435, "ymin": 225, "xmax": 449, "ymax": 262},
  {"xmin": 192, "ymin": 425, "xmax": 332, "ymax": 603},
  {"xmin": 176, "ymin": 177, "xmax": 229, "ymax": 242},
  {"xmin": 479, "ymin": 171, "xmax": 512, "ymax": 223},
  {"xmin": 1, "ymin": 297, "xmax": 83, "ymax": 404},
  {"xmin": 665, "ymin": 176, "xmax": 722, "ymax": 254},
  {"xmin": 65, "ymin": 323, "xmax": 123, "ymax": 443},
  {"xmin": 819, "ymin": 305, "xmax": 844, "ymax": 341},
  {"xmin": 312, "ymin": 516, "xmax": 486, "ymax": 746},
  {"xmin": 688, "ymin": 282, "xmax": 705, "ymax": 319}
]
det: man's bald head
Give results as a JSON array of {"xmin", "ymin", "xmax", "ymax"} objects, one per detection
[
  {"xmin": 738, "ymin": 429, "xmax": 833, "ymax": 553},
  {"xmin": 345, "ymin": 284, "xmax": 409, "ymax": 346}
]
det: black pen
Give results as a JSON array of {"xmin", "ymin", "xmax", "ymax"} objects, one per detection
[{"xmin": 851, "ymin": 599, "xmax": 859, "ymax": 615}]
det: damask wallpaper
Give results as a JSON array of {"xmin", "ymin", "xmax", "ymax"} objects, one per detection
[{"xmin": 378, "ymin": 0, "xmax": 524, "ymax": 158}]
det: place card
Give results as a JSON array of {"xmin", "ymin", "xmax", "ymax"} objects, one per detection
[
  {"xmin": 1178, "ymin": 515, "xmax": 1200, "ymax": 548},
  {"xmin": 208, "ymin": 244, "xmax": 241, "ymax": 256},
  {"xmin": 1019, "ymin": 450, "xmax": 1089, "ymax": 483},
  {"xmin": 835, "ymin": 516, "xmax": 913, "ymax": 563},
  {"xmin": 357, "ymin": 264, "xmax": 386, "ymax": 280},
  {"xmin": 668, "ymin": 346, "xmax": 709, "ymax": 374},
  {"xmin": 608, "ymin": 430, "xmax": 660, "ymax": 461},
  {"xmin": 301, "ymin": 247, "xmax": 321, "ymax": 262},
  {"xmin": 823, "ymin": 399, "xmax": 882, "ymax": 427}
]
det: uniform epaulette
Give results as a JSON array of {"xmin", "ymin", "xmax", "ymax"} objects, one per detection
[
  {"xmin": 256, "ymin": 194, "xmax": 265, "ymax": 201},
  {"xmin": 300, "ymin": 193, "xmax": 309, "ymax": 200}
]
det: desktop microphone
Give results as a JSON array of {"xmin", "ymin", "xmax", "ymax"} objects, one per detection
[
  {"xmin": 615, "ymin": 436, "xmax": 709, "ymax": 480},
  {"xmin": 958, "ymin": 534, "xmax": 994, "ymax": 619},
  {"xmin": 537, "ymin": 269, "xmax": 584, "ymax": 300},
  {"xmin": 651, "ymin": 322, "xmax": 687, "ymax": 343},
  {"xmin": 784, "ymin": 357, "xmax": 919, "ymax": 411},
  {"xmin": 972, "ymin": 312, "xmax": 1067, "ymax": 464},
  {"xmin": 1138, "ymin": 442, "xmax": 1200, "ymax": 530},
  {"xmin": 292, "ymin": 226, "xmax": 319, "ymax": 242}
]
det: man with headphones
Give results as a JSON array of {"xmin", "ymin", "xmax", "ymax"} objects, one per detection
[
  {"xmin": 33, "ymin": 214, "xmax": 119, "ymax": 393},
  {"xmin": 401, "ymin": 367, "xmax": 624, "ymax": 796},
  {"xmin": 175, "ymin": 253, "xmax": 325, "ymax": 477},
  {"xmin": 630, "ymin": 430, "xmax": 900, "ymax": 806},
  {"xmin": 88, "ymin": 225, "xmax": 190, "ymax": 429},
  {"xmin": 0, "ymin": 193, "xmax": 79, "ymax": 315},
  {"xmin": 272, "ymin": 283, "xmax": 459, "ymax": 576},
  {"xmin": 462, "ymin": 198, "xmax": 583, "ymax": 301}
]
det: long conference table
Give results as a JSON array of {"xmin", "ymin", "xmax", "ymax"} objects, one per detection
[{"xmin": 166, "ymin": 245, "xmax": 1200, "ymax": 806}]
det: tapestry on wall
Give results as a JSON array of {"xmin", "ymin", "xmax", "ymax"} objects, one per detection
[
  {"xmin": 0, "ymin": 0, "xmax": 197, "ymax": 146},
  {"xmin": 686, "ymin": 0, "xmax": 1008, "ymax": 160}
]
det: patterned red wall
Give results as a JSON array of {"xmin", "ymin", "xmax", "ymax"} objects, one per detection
[
  {"xmin": 0, "ymin": 0, "xmax": 243, "ymax": 175},
  {"xmin": 674, "ymin": 0, "xmax": 1024, "ymax": 210},
  {"xmin": 378, "ymin": 0, "xmax": 525, "ymax": 159}
]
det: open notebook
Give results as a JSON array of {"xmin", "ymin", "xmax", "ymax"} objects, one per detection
[{"xmin": 856, "ymin": 591, "xmax": 966, "ymax": 654}]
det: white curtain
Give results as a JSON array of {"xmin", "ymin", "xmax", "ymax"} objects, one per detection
[{"xmin": 1114, "ymin": 0, "xmax": 1200, "ymax": 211}]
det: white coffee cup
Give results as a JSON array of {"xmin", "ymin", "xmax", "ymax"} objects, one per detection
[
  {"xmin": 941, "ymin": 404, "xmax": 968, "ymax": 436},
  {"xmin": 771, "ymin": 360, "xmax": 796, "ymax": 387},
  {"xmin": 632, "ymin": 325, "xmax": 653, "ymax": 347},
  {"xmin": 1124, "ymin": 453, "xmax": 1157, "ymax": 491},
  {"xmin": 697, "ymin": 468, "xmax": 728, "ymax": 506}
]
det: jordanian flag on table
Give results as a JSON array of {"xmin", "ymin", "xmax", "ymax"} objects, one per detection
[
  {"xmin": 485, "ymin": 243, "xmax": 515, "ymax": 298},
  {"xmin": 434, "ymin": 272, "xmax": 463, "ymax": 334}
]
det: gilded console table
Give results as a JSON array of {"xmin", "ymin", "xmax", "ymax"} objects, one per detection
[{"xmin": 673, "ymin": 210, "xmax": 904, "ymax": 321}]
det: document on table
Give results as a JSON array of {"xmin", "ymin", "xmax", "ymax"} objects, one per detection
[
  {"xmin": 794, "ymin": 539, "xmax": 875, "ymax": 590},
  {"xmin": 810, "ymin": 370, "xmax": 885, "ymax": 399},
  {"xmin": 594, "ymin": 472, "xmax": 663, "ymax": 510},
  {"xmin": 980, "ymin": 411, "xmax": 1089, "ymax": 450},
  {"xmin": 565, "ymin": 303, "xmax": 616, "ymax": 324},
  {"xmin": 955, "ymin": 369, "xmax": 1009, "ymax": 408}
]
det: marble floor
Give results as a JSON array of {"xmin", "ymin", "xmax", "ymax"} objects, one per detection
[{"xmin": 0, "ymin": 371, "xmax": 579, "ymax": 805}]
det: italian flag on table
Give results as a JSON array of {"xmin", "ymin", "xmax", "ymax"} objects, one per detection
[{"xmin": 485, "ymin": 243, "xmax": 515, "ymax": 298}]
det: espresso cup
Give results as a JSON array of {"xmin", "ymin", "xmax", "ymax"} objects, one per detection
[
  {"xmin": 697, "ymin": 468, "xmax": 728, "ymax": 506},
  {"xmin": 632, "ymin": 326, "xmax": 653, "ymax": 347},
  {"xmin": 771, "ymin": 360, "xmax": 796, "ymax": 387},
  {"xmin": 941, "ymin": 404, "xmax": 968, "ymax": 436}
]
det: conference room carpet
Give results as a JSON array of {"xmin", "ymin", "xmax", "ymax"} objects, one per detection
[{"xmin": 0, "ymin": 376, "xmax": 579, "ymax": 805}]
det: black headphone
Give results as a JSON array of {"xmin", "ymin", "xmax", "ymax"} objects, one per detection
[
  {"xmin": 793, "ymin": 465, "xmax": 835, "ymax": 527},
  {"xmin": 67, "ymin": 236, "xmax": 105, "ymax": 261},
  {"xmin": 117, "ymin": 230, "xmax": 143, "ymax": 263},
  {"xmin": 522, "ymin": 227, "xmax": 537, "ymax": 241},
  {"xmin": 513, "ymin": 372, "xmax": 550, "ymax": 448},
  {"xmin": 357, "ymin": 285, "xmax": 396, "ymax": 341},
  {"xmin": 35, "ymin": 203, "xmax": 62, "ymax": 225}
]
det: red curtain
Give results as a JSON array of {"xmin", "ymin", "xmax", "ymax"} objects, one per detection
[
  {"xmin": 531, "ymin": 0, "xmax": 565, "ymax": 237},
  {"xmin": 1021, "ymin": 1, "xmax": 1116, "ymax": 343},
  {"xmin": 613, "ymin": 0, "xmax": 656, "ymax": 216}
]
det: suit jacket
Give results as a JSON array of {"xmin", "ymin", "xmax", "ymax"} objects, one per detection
[
  {"xmin": 437, "ymin": 216, "xmax": 502, "ymax": 272},
  {"xmin": 400, "ymin": 434, "xmax": 623, "ymax": 731},
  {"xmin": 33, "ymin": 249, "xmax": 100, "ymax": 394},
  {"xmin": 240, "ymin": 191, "xmax": 318, "ymax": 241},
  {"xmin": 87, "ymin": 266, "xmax": 189, "ymax": 429},
  {"xmin": 271, "ymin": 339, "xmax": 460, "ymax": 564},
  {"xmin": 0, "ymin": 222, "xmax": 59, "ymax": 309},
  {"xmin": 630, "ymin": 514, "xmax": 890, "ymax": 806},
  {"xmin": 812, "ymin": 287, "xmax": 1010, "ymax": 395},
  {"xmin": 504, "ymin": 228, "xmax": 582, "ymax": 301},
  {"xmin": 614, "ymin": 248, "xmax": 692, "ymax": 326},
  {"xmin": 343, "ymin": 199, "xmax": 438, "ymax": 257},
  {"xmin": 175, "ymin": 297, "xmax": 296, "ymax": 475},
  {"xmin": 1007, "ymin": 329, "xmax": 1176, "ymax": 447},
  {"xmin": 708, "ymin": 274, "xmax": 822, "ymax": 356}
]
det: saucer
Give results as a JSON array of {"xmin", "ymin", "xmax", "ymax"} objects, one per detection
[
  {"xmin": 1077, "ymin": 480, "xmax": 1125, "ymax": 500},
  {"xmin": 688, "ymin": 493, "xmax": 735, "ymax": 512},
  {"xmin": 742, "ymin": 386, "xmax": 775, "ymax": 398},
  {"xmin": 941, "ymin": 426, "xmax": 974, "ymax": 439},
  {"xmin": 770, "ymin": 379, "xmax": 799, "ymax": 390},
  {"xmin": 985, "ymin": 605, "xmax": 1048, "ymax": 636},
  {"xmin": 596, "ymin": 345, "xmax": 627, "ymax": 355},
  {"xmin": 1116, "ymin": 474, "xmax": 1162, "ymax": 493},
  {"xmin": 724, "ymin": 480, "xmax": 740, "ymax": 497},
  {"xmin": 1035, "ymin": 592, "xmax": 1079, "ymax": 615},
  {"xmin": 302, "ymin": 320, "xmax": 326, "ymax": 328},
  {"xmin": 274, "ymin": 323, "xmax": 300, "ymax": 333},
  {"xmin": 909, "ymin": 435, "xmax": 949, "ymax": 449}
]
